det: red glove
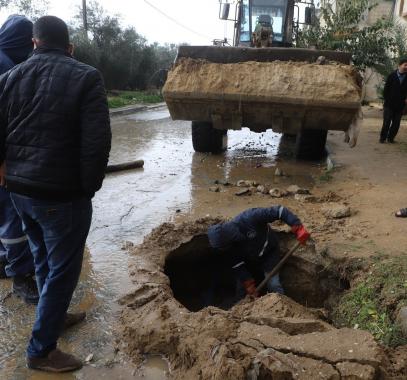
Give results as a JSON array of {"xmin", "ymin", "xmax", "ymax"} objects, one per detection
[
  {"xmin": 243, "ymin": 279, "xmax": 258, "ymax": 298},
  {"xmin": 291, "ymin": 224, "xmax": 310, "ymax": 245}
]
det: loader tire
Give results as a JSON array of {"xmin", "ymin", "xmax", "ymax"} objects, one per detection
[
  {"xmin": 192, "ymin": 121, "xmax": 227, "ymax": 153},
  {"xmin": 295, "ymin": 129, "xmax": 327, "ymax": 160}
]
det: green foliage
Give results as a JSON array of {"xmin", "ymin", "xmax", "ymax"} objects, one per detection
[
  {"xmin": 297, "ymin": 0, "xmax": 396, "ymax": 72},
  {"xmin": 332, "ymin": 256, "xmax": 407, "ymax": 347},
  {"xmin": 71, "ymin": 1, "xmax": 177, "ymax": 90},
  {"xmin": 107, "ymin": 91, "xmax": 163, "ymax": 108}
]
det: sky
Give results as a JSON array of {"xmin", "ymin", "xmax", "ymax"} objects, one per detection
[{"xmin": 1, "ymin": 0, "xmax": 234, "ymax": 45}]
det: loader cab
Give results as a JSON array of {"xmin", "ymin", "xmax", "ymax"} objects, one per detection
[{"xmin": 236, "ymin": 0, "xmax": 295, "ymax": 47}]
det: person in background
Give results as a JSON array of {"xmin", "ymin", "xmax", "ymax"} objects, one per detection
[
  {"xmin": 207, "ymin": 206, "xmax": 310, "ymax": 299},
  {"xmin": 0, "ymin": 15, "xmax": 38, "ymax": 305},
  {"xmin": 0, "ymin": 16, "xmax": 111, "ymax": 372},
  {"xmin": 380, "ymin": 57, "xmax": 407, "ymax": 143}
]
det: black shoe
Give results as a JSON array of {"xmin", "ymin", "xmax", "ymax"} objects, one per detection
[
  {"xmin": 379, "ymin": 139, "xmax": 385, "ymax": 143},
  {"xmin": 64, "ymin": 312, "xmax": 86, "ymax": 330},
  {"xmin": 387, "ymin": 139, "xmax": 395, "ymax": 143},
  {"xmin": 12, "ymin": 276, "xmax": 39, "ymax": 305},
  {"xmin": 27, "ymin": 349, "xmax": 83, "ymax": 372},
  {"xmin": 0, "ymin": 260, "xmax": 7, "ymax": 279}
]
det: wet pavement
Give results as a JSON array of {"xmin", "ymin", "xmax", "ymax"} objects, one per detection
[{"xmin": 0, "ymin": 105, "xmax": 325, "ymax": 379}]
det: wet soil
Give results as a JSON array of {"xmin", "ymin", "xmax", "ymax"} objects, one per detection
[
  {"xmin": 2, "ymin": 105, "xmax": 407, "ymax": 378},
  {"xmin": 118, "ymin": 219, "xmax": 404, "ymax": 379},
  {"xmin": 1, "ymin": 106, "xmax": 322, "ymax": 379}
]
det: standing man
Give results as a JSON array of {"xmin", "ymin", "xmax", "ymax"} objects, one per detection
[
  {"xmin": 208, "ymin": 206, "xmax": 310, "ymax": 299},
  {"xmin": 380, "ymin": 58, "xmax": 407, "ymax": 143},
  {"xmin": 0, "ymin": 16, "xmax": 111, "ymax": 372},
  {"xmin": 0, "ymin": 15, "xmax": 38, "ymax": 305}
]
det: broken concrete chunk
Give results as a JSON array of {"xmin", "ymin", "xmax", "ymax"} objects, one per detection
[
  {"xmin": 323, "ymin": 204, "xmax": 351, "ymax": 219},
  {"xmin": 287, "ymin": 185, "xmax": 300, "ymax": 194},
  {"xmin": 237, "ymin": 180, "xmax": 258, "ymax": 187},
  {"xmin": 256, "ymin": 185, "xmax": 268, "ymax": 194},
  {"xmin": 269, "ymin": 188, "xmax": 282, "ymax": 198},
  {"xmin": 294, "ymin": 194, "xmax": 317, "ymax": 203},
  {"xmin": 336, "ymin": 361, "xmax": 377, "ymax": 380},
  {"xmin": 235, "ymin": 188, "xmax": 251, "ymax": 196},
  {"xmin": 209, "ymin": 186, "xmax": 220, "ymax": 192}
]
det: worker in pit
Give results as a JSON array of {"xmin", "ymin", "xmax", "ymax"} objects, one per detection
[{"xmin": 207, "ymin": 206, "xmax": 310, "ymax": 298}]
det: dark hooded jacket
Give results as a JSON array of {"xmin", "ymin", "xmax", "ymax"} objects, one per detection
[
  {"xmin": 0, "ymin": 15, "xmax": 33, "ymax": 74},
  {"xmin": 0, "ymin": 15, "xmax": 33, "ymax": 66},
  {"xmin": 208, "ymin": 206, "xmax": 301, "ymax": 281}
]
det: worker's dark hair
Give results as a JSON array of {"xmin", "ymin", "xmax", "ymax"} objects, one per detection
[
  {"xmin": 399, "ymin": 57, "xmax": 407, "ymax": 66},
  {"xmin": 33, "ymin": 16, "xmax": 69, "ymax": 49}
]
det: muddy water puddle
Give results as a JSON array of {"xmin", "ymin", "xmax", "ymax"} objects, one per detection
[{"xmin": 0, "ymin": 106, "xmax": 324, "ymax": 379}]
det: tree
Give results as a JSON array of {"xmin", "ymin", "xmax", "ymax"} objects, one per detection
[
  {"xmin": 71, "ymin": 0, "xmax": 177, "ymax": 90},
  {"xmin": 297, "ymin": 0, "xmax": 396, "ymax": 72},
  {"xmin": 0, "ymin": 0, "xmax": 49, "ymax": 20}
]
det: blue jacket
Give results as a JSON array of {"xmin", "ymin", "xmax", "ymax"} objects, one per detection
[
  {"xmin": 0, "ymin": 15, "xmax": 33, "ymax": 66},
  {"xmin": 208, "ymin": 206, "xmax": 301, "ymax": 281}
]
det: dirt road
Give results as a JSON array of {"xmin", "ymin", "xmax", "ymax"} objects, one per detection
[{"xmin": 1, "ymin": 105, "xmax": 406, "ymax": 379}]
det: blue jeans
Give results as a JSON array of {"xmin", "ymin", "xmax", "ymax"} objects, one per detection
[
  {"xmin": 10, "ymin": 193, "xmax": 92, "ymax": 358},
  {"xmin": 0, "ymin": 187, "xmax": 34, "ymax": 277}
]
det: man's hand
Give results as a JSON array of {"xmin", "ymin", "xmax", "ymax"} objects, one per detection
[
  {"xmin": 243, "ymin": 279, "xmax": 258, "ymax": 298},
  {"xmin": 0, "ymin": 162, "xmax": 5, "ymax": 187},
  {"xmin": 291, "ymin": 224, "xmax": 310, "ymax": 245}
]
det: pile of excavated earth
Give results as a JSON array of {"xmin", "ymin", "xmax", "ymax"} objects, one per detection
[
  {"xmin": 163, "ymin": 58, "xmax": 361, "ymax": 107},
  {"xmin": 118, "ymin": 219, "xmax": 407, "ymax": 380}
]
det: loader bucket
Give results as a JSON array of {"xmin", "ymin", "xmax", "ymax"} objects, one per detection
[{"xmin": 163, "ymin": 46, "xmax": 361, "ymax": 134}]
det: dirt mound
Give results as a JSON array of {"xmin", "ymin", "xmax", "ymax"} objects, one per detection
[
  {"xmin": 164, "ymin": 58, "xmax": 361, "ymax": 107},
  {"xmin": 118, "ymin": 219, "xmax": 405, "ymax": 379}
]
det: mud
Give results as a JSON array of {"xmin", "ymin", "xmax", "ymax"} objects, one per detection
[
  {"xmin": 118, "ymin": 219, "xmax": 406, "ymax": 380},
  {"xmin": 164, "ymin": 58, "xmax": 361, "ymax": 106}
]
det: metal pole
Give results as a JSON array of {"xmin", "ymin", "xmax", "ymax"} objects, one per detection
[{"xmin": 82, "ymin": 0, "xmax": 88, "ymax": 31}]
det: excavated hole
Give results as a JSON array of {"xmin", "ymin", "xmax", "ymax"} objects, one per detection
[{"xmin": 164, "ymin": 233, "xmax": 350, "ymax": 312}]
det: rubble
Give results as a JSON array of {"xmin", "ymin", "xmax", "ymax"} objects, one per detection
[
  {"xmin": 294, "ymin": 194, "xmax": 317, "ymax": 203},
  {"xmin": 323, "ymin": 204, "xmax": 352, "ymax": 219},
  {"xmin": 235, "ymin": 189, "xmax": 251, "ymax": 196},
  {"xmin": 118, "ymin": 220, "xmax": 405, "ymax": 380},
  {"xmin": 269, "ymin": 188, "xmax": 283, "ymax": 198}
]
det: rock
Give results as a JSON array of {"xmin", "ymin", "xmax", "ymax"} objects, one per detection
[
  {"xmin": 294, "ymin": 194, "xmax": 317, "ymax": 203},
  {"xmin": 246, "ymin": 180, "xmax": 259, "ymax": 187},
  {"xmin": 235, "ymin": 188, "xmax": 251, "ymax": 196},
  {"xmin": 323, "ymin": 204, "xmax": 351, "ymax": 219},
  {"xmin": 249, "ymin": 186, "xmax": 258, "ymax": 193},
  {"xmin": 209, "ymin": 186, "xmax": 220, "ymax": 192},
  {"xmin": 274, "ymin": 167, "xmax": 283, "ymax": 176},
  {"xmin": 336, "ymin": 362, "xmax": 377, "ymax": 380},
  {"xmin": 237, "ymin": 180, "xmax": 247, "ymax": 187},
  {"xmin": 287, "ymin": 185, "xmax": 300, "ymax": 194},
  {"xmin": 287, "ymin": 185, "xmax": 310, "ymax": 195},
  {"xmin": 237, "ymin": 180, "xmax": 258, "ymax": 187},
  {"xmin": 269, "ymin": 188, "xmax": 282, "ymax": 198},
  {"xmin": 316, "ymin": 55, "xmax": 326, "ymax": 65},
  {"xmin": 257, "ymin": 185, "xmax": 265, "ymax": 193},
  {"xmin": 397, "ymin": 306, "xmax": 407, "ymax": 337}
]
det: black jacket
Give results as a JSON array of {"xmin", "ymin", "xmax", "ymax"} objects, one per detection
[
  {"xmin": 383, "ymin": 70, "xmax": 407, "ymax": 111},
  {"xmin": 0, "ymin": 47, "xmax": 111, "ymax": 200}
]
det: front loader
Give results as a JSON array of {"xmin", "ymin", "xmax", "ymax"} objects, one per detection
[{"xmin": 163, "ymin": 0, "xmax": 361, "ymax": 159}]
